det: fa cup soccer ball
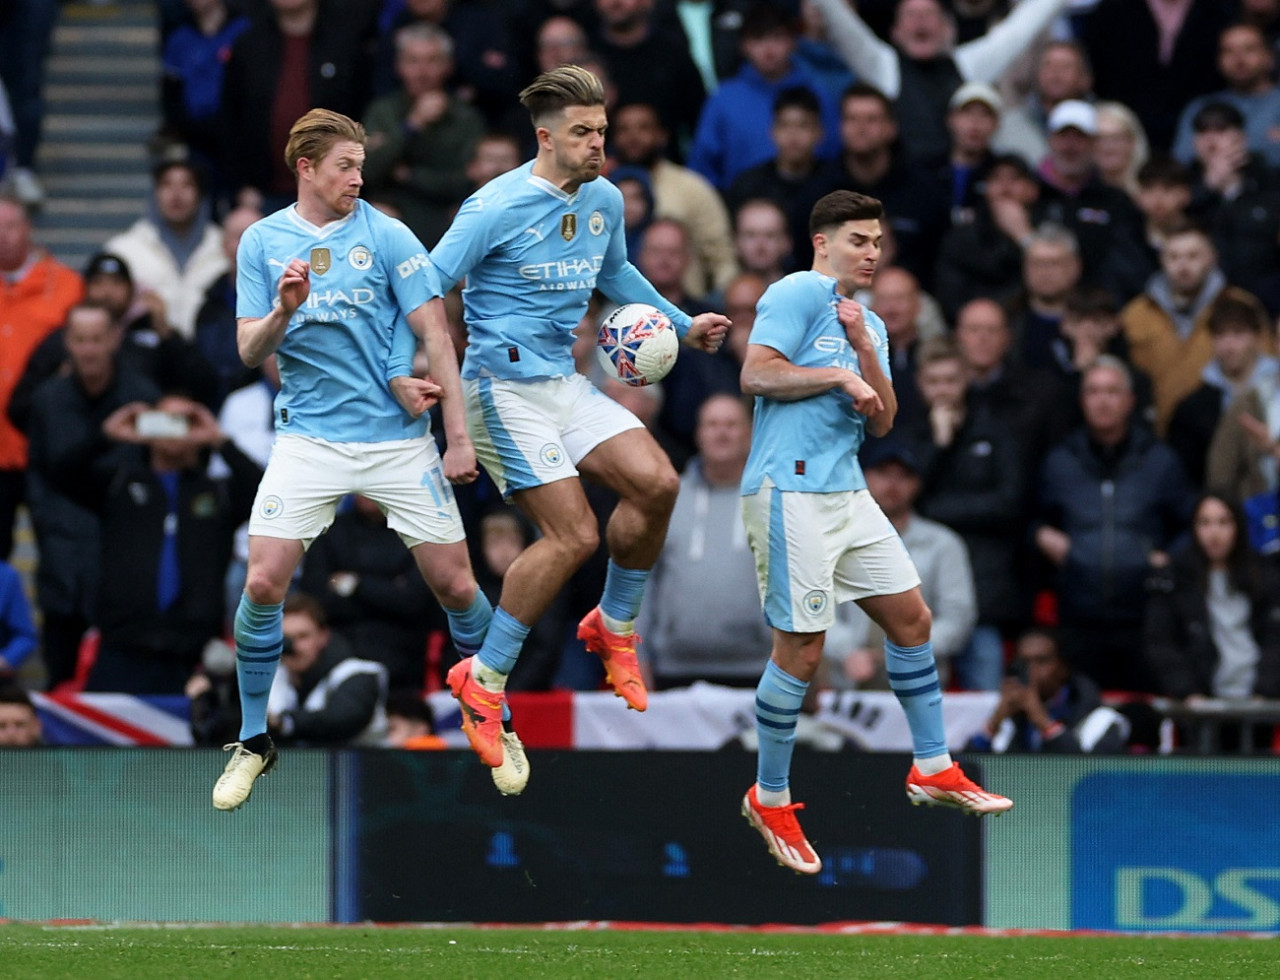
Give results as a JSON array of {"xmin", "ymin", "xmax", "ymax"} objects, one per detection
[{"xmin": 596, "ymin": 303, "xmax": 679, "ymax": 387}]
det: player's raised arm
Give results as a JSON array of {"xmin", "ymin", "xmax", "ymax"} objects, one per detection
[{"xmin": 237, "ymin": 258, "xmax": 308, "ymax": 368}]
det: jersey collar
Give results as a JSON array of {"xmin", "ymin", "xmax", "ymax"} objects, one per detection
[
  {"xmin": 526, "ymin": 173, "xmax": 580, "ymax": 205},
  {"xmin": 285, "ymin": 203, "xmax": 358, "ymax": 239}
]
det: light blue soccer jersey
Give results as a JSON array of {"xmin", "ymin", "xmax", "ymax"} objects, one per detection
[
  {"xmin": 428, "ymin": 161, "xmax": 693, "ymax": 381},
  {"xmin": 236, "ymin": 200, "xmax": 440, "ymax": 443},
  {"xmin": 740, "ymin": 271, "xmax": 891, "ymax": 495}
]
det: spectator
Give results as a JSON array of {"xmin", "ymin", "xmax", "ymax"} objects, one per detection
[
  {"xmin": 193, "ymin": 205, "xmax": 263, "ymax": 408},
  {"xmin": 1035, "ymin": 356, "xmax": 1195, "ymax": 693},
  {"xmin": 0, "ymin": 557, "xmax": 37, "ymax": 676},
  {"xmin": 532, "ymin": 15, "xmax": 589, "ymax": 76},
  {"xmin": 1186, "ymin": 101, "xmax": 1280, "ymax": 315},
  {"xmin": 219, "ymin": 0, "xmax": 378, "ymax": 211},
  {"xmin": 934, "ymin": 152, "xmax": 1043, "ymax": 319},
  {"xmin": 721, "ymin": 272, "xmax": 767, "ymax": 373},
  {"xmin": 956, "ymin": 296, "xmax": 1070, "ymax": 485},
  {"xmin": 638, "ymin": 393, "xmax": 770, "ymax": 689},
  {"xmin": 938, "ymin": 81, "xmax": 1002, "ymax": 222},
  {"xmin": 11, "ymin": 253, "xmax": 221, "ymax": 416},
  {"xmin": 726, "ymin": 86, "xmax": 833, "ymax": 271},
  {"xmin": 609, "ymin": 101, "xmax": 737, "ymax": 298},
  {"xmin": 1101, "ymin": 155, "xmax": 1193, "ymax": 305},
  {"xmin": 24, "ymin": 304, "xmax": 160, "ymax": 690},
  {"xmin": 634, "ymin": 219, "xmax": 737, "ymax": 459},
  {"xmin": 593, "ymin": 0, "xmax": 706, "ymax": 152},
  {"xmin": 993, "ymin": 39, "xmax": 1094, "ymax": 167},
  {"xmin": 384, "ymin": 689, "xmax": 445, "ymax": 748},
  {"xmin": 464, "ymin": 131, "xmax": 521, "ymax": 191},
  {"xmin": 610, "ymin": 165, "xmax": 655, "ymax": 258},
  {"xmin": 1094, "ymin": 101, "xmax": 1149, "ymax": 200},
  {"xmin": 299, "ymin": 493, "xmax": 440, "ymax": 691},
  {"xmin": 1145, "ymin": 494, "xmax": 1280, "ymax": 731},
  {"xmin": 1007, "ymin": 222, "xmax": 1083, "ymax": 373},
  {"xmin": 1051, "ymin": 288, "xmax": 1154, "ymax": 424},
  {"xmin": 1036, "ymin": 100, "xmax": 1146, "ymax": 289},
  {"xmin": 825, "ymin": 439, "xmax": 976, "ymax": 690},
  {"xmin": 1173, "ymin": 23, "xmax": 1280, "ymax": 170},
  {"xmin": 812, "ymin": 0, "xmax": 1070, "ymax": 167},
  {"xmin": 0, "ymin": 682, "xmax": 41, "ymax": 746},
  {"xmin": 1082, "ymin": 0, "xmax": 1229, "ymax": 152},
  {"xmin": 103, "ymin": 159, "xmax": 229, "ymax": 341},
  {"xmin": 1169, "ymin": 294, "xmax": 1275, "ymax": 492},
  {"xmin": 817, "ymin": 83, "xmax": 950, "ymax": 289},
  {"xmin": 967, "ymin": 627, "xmax": 1130, "ymax": 753},
  {"xmin": 362, "ymin": 22, "xmax": 485, "ymax": 248},
  {"xmin": 48, "ymin": 394, "xmax": 262, "ymax": 694},
  {"xmin": 1122, "ymin": 223, "xmax": 1263, "ymax": 434},
  {"xmin": 158, "ymin": 0, "xmax": 250, "ymax": 182},
  {"xmin": 374, "ymin": 0, "xmax": 520, "ymax": 128},
  {"xmin": 266, "ymin": 593, "xmax": 389, "ymax": 746},
  {"xmin": 733, "ymin": 198, "xmax": 794, "ymax": 287},
  {"xmin": 688, "ymin": 4, "xmax": 841, "ymax": 191},
  {"xmin": 866, "ymin": 265, "xmax": 936, "ymax": 432},
  {"xmin": 903, "ymin": 335, "xmax": 1027, "ymax": 691},
  {"xmin": 0, "ymin": 194, "xmax": 82, "ymax": 560},
  {"xmin": 1206, "ymin": 342, "xmax": 1280, "ymax": 523}
]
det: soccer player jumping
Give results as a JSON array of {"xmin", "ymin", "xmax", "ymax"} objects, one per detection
[
  {"xmin": 211, "ymin": 109, "xmax": 513, "ymax": 810},
  {"xmin": 422, "ymin": 65, "xmax": 729, "ymax": 770},
  {"xmin": 738, "ymin": 190, "xmax": 1012, "ymax": 875}
]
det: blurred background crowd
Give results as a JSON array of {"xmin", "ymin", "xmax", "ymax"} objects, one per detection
[{"xmin": 2, "ymin": 0, "xmax": 1280, "ymax": 753}]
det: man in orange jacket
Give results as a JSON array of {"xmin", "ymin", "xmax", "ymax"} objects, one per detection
[{"xmin": 0, "ymin": 194, "xmax": 81, "ymax": 558}]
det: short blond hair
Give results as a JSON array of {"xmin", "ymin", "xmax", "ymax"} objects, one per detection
[
  {"xmin": 519, "ymin": 64, "xmax": 605, "ymax": 126},
  {"xmin": 284, "ymin": 108, "xmax": 366, "ymax": 177}
]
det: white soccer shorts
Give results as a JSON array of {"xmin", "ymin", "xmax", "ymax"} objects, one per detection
[
  {"xmin": 463, "ymin": 373, "xmax": 643, "ymax": 496},
  {"xmin": 742, "ymin": 484, "xmax": 921, "ymax": 633},
  {"xmin": 248, "ymin": 434, "xmax": 466, "ymax": 548}
]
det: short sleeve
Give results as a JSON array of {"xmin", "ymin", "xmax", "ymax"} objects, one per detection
[
  {"xmin": 234, "ymin": 225, "xmax": 274, "ymax": 319},
  {"xmin": 428, "ymin": 191, "xmax": 505, "ymax": 292},
  {"xmin": 748, "ymin": 277, "xmax": 814, "ymax": 361}
]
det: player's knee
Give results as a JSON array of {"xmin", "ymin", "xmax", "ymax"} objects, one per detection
[
  {"xmin": 568, "ymin": 521, "xmax": 600, "ymax": 565},
  {"xmin": 899, "ymin": 603, "xmax": 932, "ymax": 647},
  {"xmin": 243, "ymin": 568, "xmax": 289, "ymax": 606},
  {"xmin": 642, "ymin": 462, "xmax": 680, "ymax": 514},
  {"xmin": 435, "ymin": 573, "xmax": 477, "ymax": 609}
]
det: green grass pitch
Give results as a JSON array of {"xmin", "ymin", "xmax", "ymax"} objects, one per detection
[{"xmin": 1, "ymin": 924, "xmax": 1276, "ymax": 979}]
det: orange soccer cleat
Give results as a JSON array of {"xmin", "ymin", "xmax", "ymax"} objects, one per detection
[
  {"xmin": 577, "ymin": 606, "xmax": 648, "ymax": 711},
  {"xmin": 741, "ymin": 784, "xmax": 822, "ymax": 875},
  {"xmin": 446, "ymin": 657, "xmax": 506, "ymax": 768},
  {"xmin": 905, "ymin": 762, "xmax": 1013, "ymax": 816}
]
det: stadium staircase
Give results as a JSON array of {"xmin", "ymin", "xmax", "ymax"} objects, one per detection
[{"xmin": 32, "ymin": 0, "xmax": 160, "ymax": 272}]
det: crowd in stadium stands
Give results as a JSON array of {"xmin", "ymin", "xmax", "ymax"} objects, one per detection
[{"xmin": 3, "ymin": 0, "xmax": 1280, "ymax": 751}]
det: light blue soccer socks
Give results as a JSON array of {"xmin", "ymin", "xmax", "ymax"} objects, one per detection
[
  {"xmin": 754, "ymin": 660, "xmax": 809, "ymax": 806},
  {"xmin": 599, "ymin": 560, "xmax": 649, "ymax": 630},
  {"xmin": 234, "ymin": 595, "xmax": 284, "ymax": 741},
  {"xmin": 474, "ymin": 606, "xmax": 530, "ymax": 687},
  {"xmin": 445, "ymin": 590, "xmax": 493, "ymax": 659},
  {"xmin": 886, "ymin": 640, "xmax": 952, "ymax": 770}
]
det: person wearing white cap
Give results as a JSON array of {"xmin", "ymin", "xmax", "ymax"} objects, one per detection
[
  {"xmin": 992, "ymin": 40, "xmax": 1094, "ymax": 168},
  {"xmin": 809, "ymin": 0, "xmax": 1071, "ymax": 167},
  {"xmin": 941, "ymin": 81, "xmax": 1003, "ymax": 218},
  {"xmin": 1037, "ymin": 98, "xmax": 1145, "ymax": 289}
]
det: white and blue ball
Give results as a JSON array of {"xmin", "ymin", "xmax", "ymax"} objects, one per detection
[{"xmin": 596, "ymin": 303, "xmax": 679, "ymax": 387}]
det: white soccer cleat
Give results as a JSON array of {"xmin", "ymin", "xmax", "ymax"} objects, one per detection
[
  {"xmin": 212, "ymin": 735, "xmax": 278, "ymax": 811},
  {"xmin": 905, "ymin": 762, "xmax": 1012, "ymax": 816},
  {"xmin": 491, "ymin": 727, "xmax": 530, "ymax": 796}
]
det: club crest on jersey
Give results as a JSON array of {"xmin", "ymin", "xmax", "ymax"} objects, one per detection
[
  {"xmin": 561, "ymin": 213, "xmax": 577, "ymax": 241},
  {"xmin": 347, "ymin": 245, "xmax": 372, "ymax": 270},
  {"xmin": 588, "ymin": 210, "xmax": 604, "ymax": 235},
  {"xmin": 310, "ymin": 247, "xmax": 331, "ymax": 275}
]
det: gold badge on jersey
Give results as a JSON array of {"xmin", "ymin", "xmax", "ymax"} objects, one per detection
[
  {"xmin": 560, "ymin": 213, "xmax": 577, "ymax": 242},
  {"xmin": 310, "ymin": 247, "xmax": 331, "ymax": 275}
]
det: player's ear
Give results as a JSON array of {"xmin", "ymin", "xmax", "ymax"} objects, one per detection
[{"xmin": 811, "ymin": 231, "xmax": 827, "ymax": 258}]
